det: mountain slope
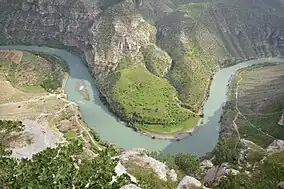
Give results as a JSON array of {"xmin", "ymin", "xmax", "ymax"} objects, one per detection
[{"xmin": 1, "ymin": 0, "xmax": 284, "ymax": 134}]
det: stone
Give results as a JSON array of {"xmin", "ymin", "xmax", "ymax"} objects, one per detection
[
  {"xmin": 225, "ymin": 169, "xmax": 240, "ymax": 175},
  {"xmin": 277, "ymin": 181, "xmax": 284, "ymax": 189},
  {"xmin": 168, "ymin": 169, "xmax": 178, "ymax": 181},
  {"xmin": 267, "ymin": 140, "xmax": 284, "ymax": 153},
  {"xmin": 278, "ymin": 111, "xmax": 284, "ymax": 126},
  {"xmin": 244, "ymin": 171, "xmax": 251, "ymax": 176},
  {"xmin": 119, "ymin": 149, "xmax": 177, "ymax": 182},
  {"xmin": 178, "ymin": 176, "xmax": 210, "ymax": 189},
  {"xmin": 204, "ymin": 166, "xmax": 226, "ymax": 184},
  {"xmin": 114, "ymin": 162, "xmax": 137, "ymax": 183},
  {"xmin": 201, "ymin": 160, "xmax": 214, "ymax": 169},
  {"xmin": 120, "ymin": 184, "xmax": 142, "ymax": 189}
]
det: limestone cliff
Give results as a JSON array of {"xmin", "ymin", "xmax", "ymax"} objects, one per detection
[{"xmin": 1, "ymin": 0, "xmax": 284, "ymax": 130}]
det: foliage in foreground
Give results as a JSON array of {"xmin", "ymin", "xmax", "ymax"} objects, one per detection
[
  {"xmin": 0, "ymin": 120, "xmax": 131, "ymax": 189},
  {"xmin": 215, "ymin": 151, "xmax": 284, "ymax": 189},
  {"xmin": 150, "ymin": 151, "xmax": 201, "ymax": 177},
  {"xmin": 125, "ymin": 162, "xmax": 177, "ymax": 189},
  {"xmin": 0, "ymin": 140, "xmax": 131, "ymax": 188},
  {"xmin": 0, "ymin": 120, "xmax": 24, "ymax": 156}
]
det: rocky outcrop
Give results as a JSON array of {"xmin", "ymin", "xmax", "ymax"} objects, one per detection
[
  {"xmin": 267, "ymin": 139, "xmax": 284, "ymax": 153},
  {"xmin": 119, "ymin": 148, "xmax": 177, "ymax": 182},
  {"xmin": 114, "ymin": 161, "xmax": 137, "ymax": 183},
  {"xmin": 203, "ymin": 162, "xmax": 240, "ymax": 184},
  {"xmin": 178, "ymin": 176, "xmax": 210, "ymax": 189}
]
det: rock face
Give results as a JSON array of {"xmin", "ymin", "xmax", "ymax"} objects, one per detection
[
  {"xmin": 178, "ymin": 176, "xmax": 210, "ymax": 189},
  {"xmin": 114, "ymin": 161, "xmax": 137, "ymax": 183},
  {"xmin": 204, "ymin": 162, "xmax": 240, "ymax": 184},
  {"xmin": 119, "ymin": 148, "xmax": 177, "ymax": 182},
  {"xmin": 1, "ymin": 0, "xmax": 284, "ymax": 124},
  {"xmin": 267, "ymin": 140, "xmax": 284, "ymax": 153}
]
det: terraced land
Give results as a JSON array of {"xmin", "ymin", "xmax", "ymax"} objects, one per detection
[{"xmin": 221, "ymin": 63, "xmax": 284, "ymax": 147}]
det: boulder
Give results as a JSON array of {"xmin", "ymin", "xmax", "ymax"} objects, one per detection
[
  {"xmin": 119, "ymin": 149, "xmax": 177, "ymax": 181},
  {"xmin": 267, "ymin": 140, "xmax": 284, "ymax": 153},
  {"xmin": 200, "ymin": 160, "xmax": 213, "ymax": 170},
  {"xmin": 204, "ymin": 166, "xmax": 226, "ymax": 184},
  {"xmin": 278, "ymin": 181, "xmax": 284, "ymax": 189},
  {"xmin": 178, "ymin": 176, "xmax": 210, "ymax": 189},
  {"xmin": 114, "ymin": 162, "xmax": 137, "ymax": 183},
  {"xmin": 225, "ymin": 169, "xmax": 240, "ymax": 175}
]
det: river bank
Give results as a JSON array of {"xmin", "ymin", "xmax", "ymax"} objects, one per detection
[{"xmin": 140, "ymin": 118, "xmax": 204, "ymax": 140}]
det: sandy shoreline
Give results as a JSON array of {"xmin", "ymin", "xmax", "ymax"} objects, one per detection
[{"xmin": 136, "ymin": 118, "xmax": 204, "ymax": 141}]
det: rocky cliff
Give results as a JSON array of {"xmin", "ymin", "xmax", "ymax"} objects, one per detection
[{"xmin": 1, "ymin": 0, "xmax": 284, "ymax": 132}]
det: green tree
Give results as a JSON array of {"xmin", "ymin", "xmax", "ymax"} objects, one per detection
[
  {"xmin": 174, "ymin": 153, "xmax": 200, "ymax": 176},
  {"xmin": 213, "ymin": 139, "xmax": 240, "ymax": 165}
]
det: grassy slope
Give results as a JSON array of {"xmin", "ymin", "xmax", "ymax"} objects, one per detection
[
  {"xmin": 222, "ymin": 63, "xmax": 284, "ymax": 147},
  {"xmin": 0, "ymin": 51, "xmax": 67, "ymax": 93},
  {"xmin": 111, "ymin": 65, "xmax": 199, "ymax": 134},
  {"xmin": 100, "ymin": 1, "xmax": 220, "ymax": 134},
  {"xmin": 156, "ymin": 2, "xmax": 220, "ymax": 113}
]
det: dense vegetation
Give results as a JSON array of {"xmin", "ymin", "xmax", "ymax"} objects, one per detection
[
  {"xmin": 0, "ymin": 51, "xmax": 67, "ymax": 93},
  {"xmin": 0, "ymin": 120, "xmax": 132, "ymax": 189},
  {"xmin": 111, "ymin": 65, "xmax": 199, "ymax": 134},
  {"xmin": 150, "ymin": 151, "xmax": 201, "ymax": 178},
  {"xmin": 215, "ymin": 151, "xmax": 284, "ymax": 189},
  {"xmin": 212, "ymin": 138, "xmax": 240, "ymax": 165},
  {"xmin": 125, "ymin": 162, "xmax": 177, "ymax": 189}
]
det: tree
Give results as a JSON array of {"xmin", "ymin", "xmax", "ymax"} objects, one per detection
[
  {"xmin": 174, "ymin": 153, "xmax": 200, "ymax": 176},
  {"xmin": 212, "ymin": 139, "xmax": 240, "ymax": 165}
]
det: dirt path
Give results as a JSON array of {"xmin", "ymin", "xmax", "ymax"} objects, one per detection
[
  {"xmin": 233, "ymin": 74, "xmax": 275, "ymax": 139},
  {"xmin": 70, "ymin": 105, "xmax": 103, "ymax": 151},
  {"xmin": 0, "ymin": 93, "xmax": 56, "ymax": 107}
]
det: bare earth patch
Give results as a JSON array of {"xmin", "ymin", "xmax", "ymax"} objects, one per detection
[
  {"xmin": 0, "ymin": 77, "xmax": 100, "ymax": 157},
  {"xmin": 10, "ymin": 119, "xmax": 62, "ymax": 159},
  {"xmin": 0, "ymin": 50, "xmax": 23, "ymax": 64}
]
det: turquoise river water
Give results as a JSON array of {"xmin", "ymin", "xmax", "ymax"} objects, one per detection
[{"xmin": 1, "ymin": 45, "xmax": 283, "ymax": 157}]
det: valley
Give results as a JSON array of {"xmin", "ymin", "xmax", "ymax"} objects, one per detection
[
  {"xmin": 1, "ymin": 0, "xmax": 284, "ymax": 188},
  {"xmin": 2, "ymin": 0, "xmax": 284, "ymax": 135}
]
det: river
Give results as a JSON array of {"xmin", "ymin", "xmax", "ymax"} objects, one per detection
[{"xmin": 1, "ymin": 45, "xmax": 283, "ymax": 157}]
